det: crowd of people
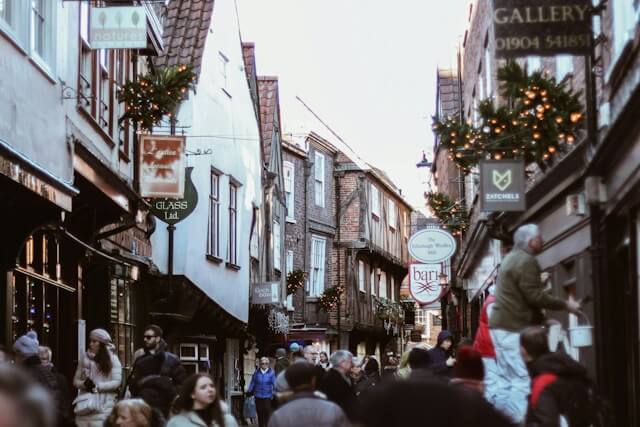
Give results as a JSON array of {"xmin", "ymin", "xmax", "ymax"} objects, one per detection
[{"xmin": 0, "ymin": 223, "xmax": 607, "ymax": 427}]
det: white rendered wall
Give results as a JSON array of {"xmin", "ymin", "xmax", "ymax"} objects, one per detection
[{"xmin": 151, "ymin": 0, "xmax": 262, "ymax": 323}]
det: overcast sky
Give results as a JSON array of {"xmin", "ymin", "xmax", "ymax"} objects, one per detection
[{"xmin": 236, "ymin": 0, "xmax": 471, "ymax": 210}]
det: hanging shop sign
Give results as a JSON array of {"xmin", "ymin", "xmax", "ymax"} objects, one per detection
[
  {"xmin": 90, "ymin": 6, "xmax": 147, "ymax": 49},
  {"xmin": 251, "ymin": 282, "xmax": 281, "ymax": 305},
  {"xmin": 479, "ymin": 159, "xmax": 526, "ymax": 212},
  {"xmin": 409, "ymin": 264, "xmax": 446, "ymax": 306},
  {"xmin": 139, "ymin": 134, "xmax": 185, "ymax": 198},
  {"xmin": 408, "ymin": 229, "xmax": 457, "ymax": 263},
  {"xmin": 149, "ymin": 167, "xmax": 198, "ymax": 225},
  {"xmin": 492, "ymin": 0, "xmax": 591, "ymax": 58}
]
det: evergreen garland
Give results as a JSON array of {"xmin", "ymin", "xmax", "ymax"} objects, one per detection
[
  {"xmin": 426, "ymin": 191, "xmax": 469, "ymax": 236},
  {"xmin": 117, "ymin": 65, "xmax": 197, "ymax": 132},
  {"xmin": 432, "ymin": 62, "xmax": 584, "ymax": 173}
]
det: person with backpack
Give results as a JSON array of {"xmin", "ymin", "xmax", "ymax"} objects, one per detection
[
  {"xmin": 128, "ymin": 325, "xmax": 187, "ymax": 418},
  {"xmin": 520, "ymin": 325, "xmax": 606, "ymax": 427},
  {"xmin": 246, "ymin": 357, "xmax": 276, "ymax": 427}
]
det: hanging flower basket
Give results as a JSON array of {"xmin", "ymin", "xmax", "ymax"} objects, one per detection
[
  {"xmin": 318, "ymin": 286, "xmax": 343, "ymax": 312},
  {"xmin": 286, "ymin": 269, "xmax": 306, "ymax": 296}
]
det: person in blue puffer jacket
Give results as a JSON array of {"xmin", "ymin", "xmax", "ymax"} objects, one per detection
[{"xmin": 247, "ymin": 357, "xmax": 276, "ymax": 427}]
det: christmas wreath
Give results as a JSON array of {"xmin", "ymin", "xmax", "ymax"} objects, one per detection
[
  {"xmin": 118, "ymin": 65, "xmax": 197, "ymax": 132},
  {"xmin": 432, "ymin": 62, "xmax": 584, "ymax": 173}
]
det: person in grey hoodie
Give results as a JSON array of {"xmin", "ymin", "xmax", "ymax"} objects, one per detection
[{"xmin": 268, "ymin": 362, "xmax": 350, "ymax": 427}]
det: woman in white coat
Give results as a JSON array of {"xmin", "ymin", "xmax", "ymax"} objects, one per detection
[
  {"xmin": 73, "ymin": 328, "xmax": 123, "ymax": 427},
  {"xmin": 167, "ymin": 373, "xmax": 238, "ymax": 427}
]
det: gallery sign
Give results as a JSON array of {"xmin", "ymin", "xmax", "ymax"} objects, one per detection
[
  {"xmin": 90, "ymin": 6, "xmax": 147, "ymax": 49},
  {"xmin": 479, "ymin": 159, "xmax": 526, "ymax": 212},
  {"xmin": 149, "ymin": 167, "xmax": 198, "ymax": 225},
  {"xmin": 492, "ymin": 0, "xmax": 591, "ymax": 58},
  {"xmin": 251, "ymin": 282, "xmax": 281, "ymax": 305},
  {"xmin": 409, "ymin": 264, "xmax": 446, "ymax": 306},
  {"xmin": 139, "ymin": 134, "xmax": 185, "ymax": 199},
  {"xmin": 408, "ymin": 229, "xmax": 457, "ymax": 264}
]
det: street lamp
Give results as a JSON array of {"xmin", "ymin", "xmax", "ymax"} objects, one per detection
[
  {"xmin": 439, "ymin": 272, "xmax": 448, "ymax": 286},
  {"xmin": 416, "ymin": 151, "xmax": 432, "ymax": 168}
]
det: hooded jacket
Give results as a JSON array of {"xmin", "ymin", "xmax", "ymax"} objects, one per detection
[
  {"xmin": 429, "ymin": 331, "xmax": 454, "ymax": 376},
  {"xmin": 525, "ymin": 352, "xmax": 594, "ymax": 427}
]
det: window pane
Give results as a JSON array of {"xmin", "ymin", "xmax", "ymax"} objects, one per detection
[{"xmin": 31, "ymin": 0, "xmax": 46, "ymax": 57}]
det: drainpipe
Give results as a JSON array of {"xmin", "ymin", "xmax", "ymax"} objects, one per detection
[
  {"xmin": 335, "ymin": 161, "xmax": 342, "ymax": 348},
  {"xmin": 303, "ymin": 159, "xmax": 311, "ymax": 321}
]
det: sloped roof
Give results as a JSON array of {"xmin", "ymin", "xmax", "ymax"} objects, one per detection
[
  {"xmin": 257, "ymin": 77, "xmax": 281, "ymax": 167},
  {"xmin": 153, "ymin": 0, "xmax": 215, "ymax": 78}
]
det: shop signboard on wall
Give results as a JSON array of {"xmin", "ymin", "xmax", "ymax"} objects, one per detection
[
  {"xmin": 251, "ymin": 282, "xmax": 280, "ymax": 305},
  {"xmin": 479, "ymin": 159, "xmax": 526, "ymax": 212},
  {"xmin": 139, "ymin": 134, "xmax": 185, "ymax": 199},
  {"xmin": 409, "ymin": 263, "xmax": 446, "ymax": 306},
  {"xmin": 90, "ymin": 6, "xmax": 148, "ymax": 49},
  {"xmin": 492, "ymin": 0, "xmax": 591, "ymax": 58},
  {"xmin": 408, "ymin": 228, "xmax": 457, "ymax": 264},
  {"xmin": 149, "ymin": 167, "xmax": 198, "ymax": 225}
]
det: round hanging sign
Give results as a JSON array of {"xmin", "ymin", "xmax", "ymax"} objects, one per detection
[
  {"xmin": 409, "ymin": 263, "xmax": 446, "ymax": 305},
  {"xmin": 407, "ymin": 229, "xmax": 457, "ymax": 263}
]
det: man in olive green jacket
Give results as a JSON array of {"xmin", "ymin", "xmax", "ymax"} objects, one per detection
[{"xmin": 489, "ymin": 224, "xmax": 581, "ymax": 424}]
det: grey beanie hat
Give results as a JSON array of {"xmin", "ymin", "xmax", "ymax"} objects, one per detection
[{"xmin": 14, "ymin": 331, "xmax": 39, "ymax": 358}]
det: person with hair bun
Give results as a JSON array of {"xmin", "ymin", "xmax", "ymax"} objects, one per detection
[{"xmin": 73, "ymin": 328, "xmax": 122, "ymax": 426}]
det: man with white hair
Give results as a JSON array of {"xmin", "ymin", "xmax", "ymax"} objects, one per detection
[
  {"xmin": 489, "ymin": 224, "xmax": 581, "ymax": 423},
  {"xmin": 320, "ymin": 350, "xmax": 358, "ymax": 421}
]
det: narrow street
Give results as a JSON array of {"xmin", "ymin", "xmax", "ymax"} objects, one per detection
[{"xmin": 0, "ymin": 0, "xmax": 639, "ymax": 426}]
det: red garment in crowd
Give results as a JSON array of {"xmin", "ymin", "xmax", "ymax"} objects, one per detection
[{"xmin": 473, "ymin": 295, "xmax": 496, "ymax": 358}]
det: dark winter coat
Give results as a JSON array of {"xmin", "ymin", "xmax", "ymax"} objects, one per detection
[
  {"xmin": 129, "ymin": 340, "xmax": 187, "ymax": 415},
  {"xmin": 247, "ymin": 368, "xmax": 276, "ymax": 399},
  {"xmin": 429, "ymin": 330, "xmax": 454, "ymax": 376},
  {"xmin": 319, "ymin": 368, "xmax": 358, "ymax": 422},
  {"xmin": 355, "ymin": 372, "xmax": 380, "ymax": 401},
  {"xmin": 22, "ymin": 355, "xmax": 70, "ymax": 426},
  {"xmin": 267, "ymin": 392, "xmax": 350, "ymax": 427},
  {"xmin": 525, "ymin": 352, "xmax": 594, "ymax": 427},
  {"xmin": 490, "ymin": 249, "xmax": 567, "ymax": 332}
]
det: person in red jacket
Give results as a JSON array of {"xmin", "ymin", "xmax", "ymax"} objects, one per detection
[{"xmin": 473, "ymin": 284, "xmax": 498, "ymax": 405}]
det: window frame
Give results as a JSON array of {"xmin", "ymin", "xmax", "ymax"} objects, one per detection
[
  {"xmin": 309, "ymin": 236, "xmax": 326, "ymax": 297},
  {"xmin": 207, "ymin": 171, "xmax": 221, "ymax": 260},
  {"xmin": 228, "ymin": 183, "xmax": 238, "ymax": 266},
  {"xmin": 371, "ymin": 184, "xmax": 380, "ymax": 219},
  {"xmin": 388, "ymin": 199, "xmax": 396, "ymax": 230},
  {"xmin": 379, "ymin": 271, "xmax": 387, "ymax": 299},
  {"xmin": 284, "ymin": 160, "xmax": 295, "ymax": 221},
  {"xmin": 314, "ymin": 151, "xmax": 325, "ymax": 208},
  {"xmin": 358, "ymin": 260, "xmax": 366, "ymax": 293},
  {"xmin": 273, "ymin": 220, "xmax": 281, "ymax": 271}
]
